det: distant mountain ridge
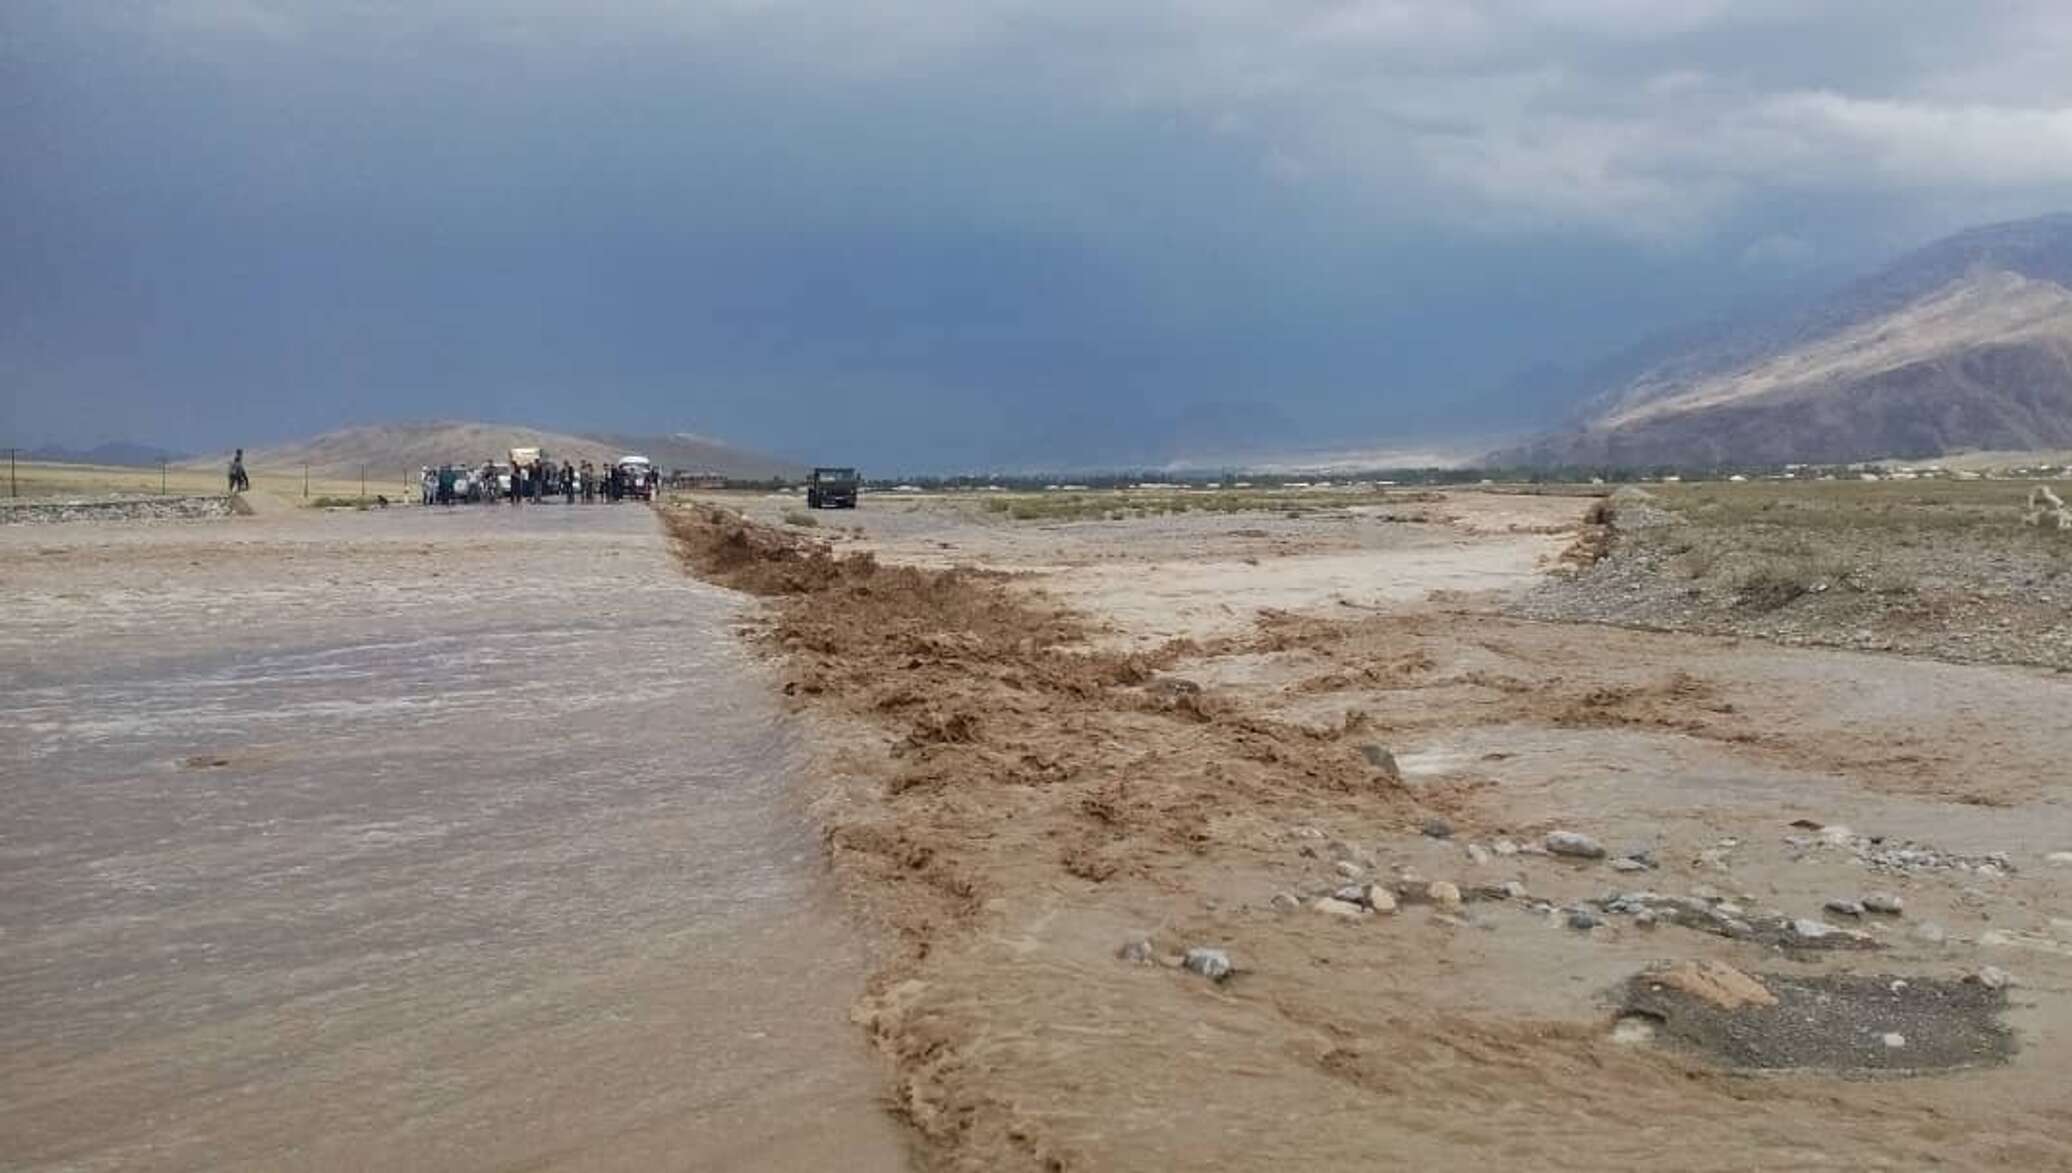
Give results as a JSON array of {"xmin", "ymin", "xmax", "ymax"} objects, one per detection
[
  {"xmin": 1497, "ymin": 214, "xmax": 2072, "ymax": 467},
  {"xmin": 27, "ymin": 441, "xmax": 191, "ymax": 467},
  {"xmin": 193, "ymin": 422, "xmax": 803, "ymax": 481}
]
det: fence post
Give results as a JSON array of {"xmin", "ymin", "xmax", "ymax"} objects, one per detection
[
  {"xmin": 360, "ymin": 464, "xmax": 366, "ymax": 504},
  {"xmin": 161, "ymin": 459, "xmax": 167, "ymax": 496},
  {"xmin": 304, "ymin": 463, "xmax": 309, "ymax": 499}
]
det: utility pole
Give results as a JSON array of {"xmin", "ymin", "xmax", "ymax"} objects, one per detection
[
  {"xmin": 161, "ymin": 459, "xmax": 167, "ymax": 496},
  {"xmin": 303, "ymin": 463, "xmax": 309, "ymax": 499},
  {"xmin": 9, "ymin": 448, "xmax": 15, "ymax": 498},
  {"xmin": 360, "ymin": 464, "xmax": 366, "ymax": 504}
]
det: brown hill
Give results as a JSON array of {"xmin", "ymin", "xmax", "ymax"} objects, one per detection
[
  {"xmin": 1497, "ymin": 214, "xmax": 2072, "ymax": 467},
  {"xmin": 196, "ymin": 422, "xmax": 803, "ymax": 482}
]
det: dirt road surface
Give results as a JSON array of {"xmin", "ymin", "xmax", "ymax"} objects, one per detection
[{"xmin": 2, "ymin": 504, "xmax": 907, "ymax": 1171}]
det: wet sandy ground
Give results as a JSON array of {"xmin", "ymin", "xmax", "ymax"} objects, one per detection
[
  {"xmin": 2, "ymin": 505, "xmax": 907, "ymax": 1171},
  {"xmin": 673, "ymin": 490, "xmax": 2072, "ymax": 1171}
]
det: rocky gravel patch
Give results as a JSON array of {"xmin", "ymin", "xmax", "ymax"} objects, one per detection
[
  {"xmin": 1, "ymin": 495, "xmax": 234, "ymax": 525},
  {"xmin": 1622, "ymin": 969, "xmax": 2014, "ymax": 1074},
  {"xmin": 1510, "ymin": 490, "xmax": 2072, "ymax": 671}
]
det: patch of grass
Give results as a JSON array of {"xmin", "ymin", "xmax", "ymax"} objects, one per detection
[
  {"xmin": 782, "ymin": 509, "xmax": 820, "ymax": 527},
  {"xmin": 309, "ymin": 495, "xmax": 368, "ymax": 509}
]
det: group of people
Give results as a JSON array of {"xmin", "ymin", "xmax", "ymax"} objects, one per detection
[{"xmin": 419, "ymin": 459, "xmax": 646, "ymax": 506}]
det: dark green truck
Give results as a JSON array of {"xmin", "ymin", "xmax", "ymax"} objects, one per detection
[{"xmin": 806, "ymin": 467, "xmax": 859, "ymax": 509}]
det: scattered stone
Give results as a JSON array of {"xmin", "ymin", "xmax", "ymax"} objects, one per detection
[
  {"xmin": 1292, "ymin": 826, "xmax": 1325, "ymax": 840},
  {"xmin": 1326, "ymin": 838, "xmax": 1371, "ymax": 866},
  {"xmin": 1269, "ymin": 892, "xmax": 1301, "ymax": 913},
  {"xmin": 1825, "ymin": 899, "xmax": 1866, "ymax": 918},
  {"xmin": 1358, "ymin": 744, "xmax": 1402, "ymax": 782},
  {"xmin": 1567, "ymin": 909, "xmax": 1600, "ymax": 931},
  {"xmin": 1913, "ymin": 921, "xmax": 1949, "ymax": 945},
  {"xmin": 1332, "ymin": 885, "xmax": 1368, "ymax": 905},
  {"xmin": 1501, "ymin": 880, "xmax": 1528, "ymax": 900},
  {"xmin": 1421, "ymin": 817, "xmax": 1454, "ymax": 840},
  {"xmin": 1312, "ymin": 897, "xmax": 1370, "ymax": 920},
  {"xmin": 1182, "ymin": 947, "xmax": 1233, "ymax": 981},
  {"xmin": 1334, "ymin": 860, "xmax": 1366, "ymax": 879},
  {"xmin": 1611, "ymin": 1014, "xmax": 1659, "ymax": 1046},
  {"xmin": 1611, "ymin": 858, "xmax": 1648, "ymax": 873},
  {"xmin": 1620, "ymin": 848, "xmax": 1657, "ymax": 868},
  {"xmin": 1465, "ymin": 843, "xmax": 1493, "ymax": 866},
  {"xmin": 1364, "ymin": 885, "xmax": 1400, "ymax": 914},
  {"xmin": 1427, "ymin": 880, "xmax": 1463, "ymax": 909},
  {"xmin": 1691, "ymin": 885, "xmax": 1725, "ymax": 903},
  {"xmin": 1882, "ymin": 1032, "xmax": 1907, "ymax": 1049},
  {"xmin": 1491, "ymin": 838, "xmax": 1520, "ymax": 856},
  {"xmin": 1634, "ymin": 911, "xmax": 1657, "ymax": 930},
  {"xmin": 1791, "ymin": 918, "xmax": 1837, "ymax": 940},
  {"xmin": 1863, "ymin": 892, "xmax": 1904, "ymax": 915},
  {"xmin": 1970, "ymin": 966, "xmax": 2015, "ymax": 991},
  {"xmin": 1647, "ymin": 959, "xmax": 1777, "ymax": 1010},
  {"xmin": 1545, "ymin": 831, "xmax": 1606, "ymax": 859},
  {"xmin": 1116, "ymin": 939, "xmax": 1156, "ymax": 964}
]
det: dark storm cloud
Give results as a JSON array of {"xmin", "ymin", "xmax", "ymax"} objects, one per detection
[{"xmin": 7, "ymin": 1, "xmax": 2072, "ymax": 468}]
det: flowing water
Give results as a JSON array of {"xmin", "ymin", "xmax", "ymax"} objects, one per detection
[{"xmin": 1, "ymin": 504, "xmax": 907, "ymax": 1170}]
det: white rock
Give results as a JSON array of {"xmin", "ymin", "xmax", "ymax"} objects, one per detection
[
  {"xmin": 1182, "ymin": 947, "xmax": 1233, "ymax": 980},
  {"xmin": 1364, "ymin": 886, "xmax": 1400, "ymax": 914},
  {"xmin": 1862, "ymin": 892, "xmax": 1904, "ymax": 915},
  {"xmin": 1501, "ymin": 880, "xmax": 1528, "ymax": 899},
  {"xmin": 1610, "ymin": 858, "xmax": 1647, "ymax": 873},
  {"xmin": 1545, "ymin": 831, "xmax": 1606, "ymax": 859},
  {"xmin": 1312, "ymin": 897, "xmax": 1370, "ymax": 919},
  {"xmin": 1818, "ymin": 825, "xmax": 1855, "ymax": 846},
  {"xmin": 1972, "ymin": 966, "xmax": 2015, "ymax": 990},
  {"xmin": 1428, "ymin": 881, "xmax": 1463, "ymax": 909},
  {"xmin": 1791, "ymin": 918, "xmax": 1836, "ymax": 940},
  {"xmin": 1116, "ymin": 939, "xmax": 1156, "ymax": 964},
  {"xmin": 1825, "ymin": 899, "xmax": 1865, "ymax": 918},
  {"xmin": 1881, "ymin": 1032, "xmax": 1906, "ymax": 1049},
  {"xmin": 1269, "ymin": 892, "xmax": 1301, "ymax": 913},
  {"xmin": 1611, "ymin": 1015, "xmax": 1658, "ymax": 1046},
  {"xmin": 1335, "ymin": 860, "xmax": 1366, "ymax": 879},
  {"xmin": 1465, "ymin": 843, "xmax": 1493, "ymax": 866},
  {"xmin": 1492, "ymin": 838, "xmax": 1520, "ymax": 856}
]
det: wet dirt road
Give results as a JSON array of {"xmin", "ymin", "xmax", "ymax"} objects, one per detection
[{"xmin": 1, "ymin": 505, "xmax": 907, "ymax": 1171}]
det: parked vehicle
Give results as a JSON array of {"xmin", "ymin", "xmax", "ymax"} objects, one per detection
[
  {"xmin": 617, "ymin": 455, "xmax": 655, "ymax": 501},
  {"xmin": 806, "ymin": 466, "xmax": 859, "ymax": 509}
]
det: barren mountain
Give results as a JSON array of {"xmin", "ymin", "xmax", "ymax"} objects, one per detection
[
  {"xmin": 196, "ymin": 422, "xmax": 802, "ymax": 481},
  {"xmin": 1498, "ymin": 214, "xmax": 2072, "ymax": 467}
]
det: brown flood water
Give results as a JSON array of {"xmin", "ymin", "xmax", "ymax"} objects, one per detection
[{"xmin": 0, "ymin": 505, "xmax": 907, "ymax": 1171}]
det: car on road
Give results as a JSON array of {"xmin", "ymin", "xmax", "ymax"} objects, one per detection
[{"xmin": 806, "ymin": 466, "xmax": 859, "ymax": 509}]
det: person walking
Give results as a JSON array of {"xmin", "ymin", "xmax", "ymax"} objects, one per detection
[
  {"xmin": 509, "ymin": 461, "xmax": 522, "ymax": 505},
  {"xmin": 562, "ymin": 461, "xmax": 576, "ymax": 504},
  {"xmin": 228, "ymin": 449, "xmax": 249, "ymax": 494}
]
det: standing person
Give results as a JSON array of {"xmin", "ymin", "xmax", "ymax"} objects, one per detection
[
  {"xmin": 562, "ymin": 461, "xmax": 576, "ymax": 504},
  {"xmin": 437, "ymin": 464, "xmax": 455, "ymax": 506},
  {"xmin": 509, "ymin": 462, "xmax": 522, "ymax": 505},
  {"xmin": 228, "ymin": 449, "xmax": 248, "ymax": 495}
]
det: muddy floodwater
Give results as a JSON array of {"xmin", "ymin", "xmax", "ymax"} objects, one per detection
[{"xmin": 1, "ymin": 505, "xmax": 907, "ymax": 1170}]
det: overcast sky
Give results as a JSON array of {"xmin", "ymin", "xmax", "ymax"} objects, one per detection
[{"xmin": 9, "ymin": 1, "xmax": 2072, "ymax": 469}]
